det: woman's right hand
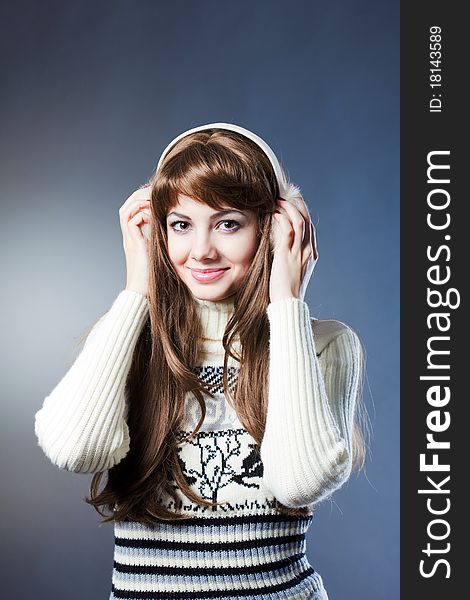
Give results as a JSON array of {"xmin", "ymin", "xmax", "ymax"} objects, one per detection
[{"xmin": 119, "ymin": 185, "xmax": 152, "ymax": 298}]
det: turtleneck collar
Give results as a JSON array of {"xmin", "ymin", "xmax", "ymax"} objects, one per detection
[
  {"xmin": 192, "ymin": 293, "xmax": 236, "ymax": 346},
  {"xmin": 188, "ymin": 294, "xmax": 240, "ymax": 364}
]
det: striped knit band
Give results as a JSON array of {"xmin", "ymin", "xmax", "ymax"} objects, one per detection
[{"xmin": 110, "ymin": 513, "xmax": 328, "ymax": 599}]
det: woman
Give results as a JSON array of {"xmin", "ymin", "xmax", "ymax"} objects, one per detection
[{"xmin": 34, "ymin": 122, "xmax": 367, "ymax": 599}]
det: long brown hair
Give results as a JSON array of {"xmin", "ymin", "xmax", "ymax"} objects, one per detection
[{"xmin": 84, "ymin": 128, "xmax": 369, "ymax": 524}]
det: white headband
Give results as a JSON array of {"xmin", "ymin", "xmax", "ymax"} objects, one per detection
[
  {"xmin": 155, "ymin": 122, "xmax": 303, "ymax": 204},
  {"xmin": 155, "ymin": 122, "xmax": 314, "ymax": 300}
]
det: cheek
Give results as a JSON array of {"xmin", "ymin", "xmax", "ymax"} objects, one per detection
[
  {"xmin": 167, "ymin": 235, "xmax": 187, "ymax": 265},
  {"xmin": 229, "ymin": 232, "xmax": 259, "ymax": 267}
]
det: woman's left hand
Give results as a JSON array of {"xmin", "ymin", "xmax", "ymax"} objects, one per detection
[{"xmin": 269, "ymin": 197, "xmax": 318, "ymax": 303}]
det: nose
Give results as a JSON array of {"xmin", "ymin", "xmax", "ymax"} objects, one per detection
[{"xmin": 190, "ymin": 230, "xmax": 218, "ymax": 262}]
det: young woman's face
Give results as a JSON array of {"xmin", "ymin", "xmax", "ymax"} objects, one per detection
[{"xmin": 166, "ymin": 194, "xmax": 259, "ymax": 301}]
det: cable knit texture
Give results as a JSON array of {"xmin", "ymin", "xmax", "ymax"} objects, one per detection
[{"xmin": 34, "ymin": 289, "xmax": 362, "ymax": 600}]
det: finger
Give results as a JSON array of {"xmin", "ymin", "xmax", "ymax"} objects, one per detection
[
  {"xmin": 301, "ymin": 225, "xmax": 317, "ymax": 273},
  {"xmin": 292, "ymin": 214, "xmax": 305, "ymax": 255},
  {"xmin": 277, "ymin": 200, "xmax": 305, "ymax": 252},
  {"xmin": 125, "ymin": 212, "xmax": 144, "ymax": 243},
  {"xmin": 301, "ymin": 233, "xmax": 315, "ymax": 273},
  {"xmin": 293, "ymin": 196, "xmax": 314, "ymax": 253},
  {"xmin": 282, "ymin": 193, "xmax": 310, "ymax": 224},
  {"xmin": 278, "ymin": 199, "xmax": 308, "ymax": 242},
  {"xmin": 126, "ymin": 211, "xmax": 151, "ymax": 242},
  {"xmin": 272, "ymin": 212, "xmax": 294, "ymax": 250},
  {"xmin": 125, "ymin": 201, "xmax": 152, "ymax": 222},
  {"xmin": 120, "ymin": 201, "xmax": 150, "ymax": 227},
  {"xmin": 298, "ymin": 202, "xmax": 314, "ymax": 253}
]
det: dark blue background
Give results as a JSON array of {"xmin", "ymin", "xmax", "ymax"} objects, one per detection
[{"xmin": 0, "ymin": 1, "xmax": 399, "ymax": 598}]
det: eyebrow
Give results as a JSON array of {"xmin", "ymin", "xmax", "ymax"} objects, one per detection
[{"xmin": 167, "ymin": 209, "xmax": 247, "ymax": 220}]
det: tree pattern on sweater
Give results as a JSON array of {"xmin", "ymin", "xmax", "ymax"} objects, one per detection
[{"xmin": 175, "ymin": 430, "xmax": 263, "ymax": 508}]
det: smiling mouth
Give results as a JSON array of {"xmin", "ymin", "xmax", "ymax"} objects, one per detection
[{"xmin": 189, "ymin": 267, "xmax": 230, "ymax": 282}]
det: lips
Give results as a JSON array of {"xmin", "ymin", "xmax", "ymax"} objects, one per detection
[{"xmin": 190, "ymin": 267, "xmax": 229, "ymax": 282}]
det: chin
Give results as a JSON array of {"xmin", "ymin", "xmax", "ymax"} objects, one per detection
[
  {"xmin": 187, "ymin": 280, "xmax": 237, "ymax": 300},
  {"xmin": 190, "ymin": 286, "xmax": 235, "ymax": 300}
]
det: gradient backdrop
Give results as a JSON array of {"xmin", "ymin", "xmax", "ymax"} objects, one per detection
[{"xmin": 0, "ymin": 1, "xmax": 399, "ymax": 598}]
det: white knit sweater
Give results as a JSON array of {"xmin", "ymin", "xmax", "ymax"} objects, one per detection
[{"xmin": 34, "ymin": 289, "xmax": 363, "ymax": 509}]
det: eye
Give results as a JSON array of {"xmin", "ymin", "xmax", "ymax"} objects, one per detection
[
  {"xmin": 169, "ymin": 220, "xmax": 189, "ymax": 233},
  {"xmin": 218, "ymin": 220, "xmax": 241, "ymax": 232}
]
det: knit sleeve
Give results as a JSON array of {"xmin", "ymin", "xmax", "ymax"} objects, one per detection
[
  {"xmin": 260, "ymin": 297, "xmax": 363, "ymax": 508},
  {"xmin": 34, "ymin": 289, "xmax": 149, "ymax": 474}
]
